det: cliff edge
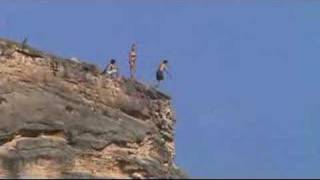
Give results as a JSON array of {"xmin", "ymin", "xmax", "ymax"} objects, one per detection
[{"xmin": 0, "ymin": 38, "xmax": 186, "ymax": 179}]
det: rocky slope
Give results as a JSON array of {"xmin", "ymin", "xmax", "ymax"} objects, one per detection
[{"xmin": 0, "ymin": 38, "xmax": 185, "ymax": 179}]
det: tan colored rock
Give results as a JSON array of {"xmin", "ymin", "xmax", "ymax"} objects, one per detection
[{"xmin": 0, "ymin": 38, "xmax": 187, "ymax": 179}]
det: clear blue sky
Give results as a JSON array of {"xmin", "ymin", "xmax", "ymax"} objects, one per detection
[{"xmin": 1, "ymin": 0, "xmax": 320, "ymax": 178}]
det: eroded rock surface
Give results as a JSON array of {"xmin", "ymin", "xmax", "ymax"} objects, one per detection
[{"xmin": 0, "ymin": 38, "xmax": 186, "ymax": 179}]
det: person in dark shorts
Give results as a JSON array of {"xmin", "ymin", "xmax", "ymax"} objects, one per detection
[{"xmin": 156, "ymin": 60, "xmax": 170, "ymax": 87}]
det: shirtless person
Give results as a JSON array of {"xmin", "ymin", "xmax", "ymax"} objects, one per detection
[
  {"xmin": 129, "ymin": 43, "xmax": 137, "ymax": 79},
  {"xmin": 102, "ymin": 59, "xmax": 119, "ymax": 79},
  {"xmin": 156, "ymin": 60, "xmax": 170, "ymax": 87}
]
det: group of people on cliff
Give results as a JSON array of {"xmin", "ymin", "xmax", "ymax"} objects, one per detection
[{"xmin": 101, "ymin": 43, "xmax": 170, "ymax": 87}]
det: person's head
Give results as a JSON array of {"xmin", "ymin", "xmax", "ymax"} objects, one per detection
[
  {"xmin": 131, "ymin": 43, "xmax": 136, "ymax": 51},
  {"xmin": 163, "ymin": 60, "xmax": 168, "ymax": 64},
  {"xmin": 110, "ymin": 59, "xmax": 116, "ymax": 64}
]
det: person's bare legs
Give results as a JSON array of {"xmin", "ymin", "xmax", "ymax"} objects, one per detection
[
  {"xmin": 130, "ymin": 65, "xmax": 136, "ymax": 80},
  {"xmin": 130, "ymin": 68, "xmax": 133, "ymax": 80},
  {"xmin": 154, "ymin": 80, "xmax": 160, "ymax": 88}
]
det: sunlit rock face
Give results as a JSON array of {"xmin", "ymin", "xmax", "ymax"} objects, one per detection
[{"xmin": 0, "ymin": 38, "xmax": 186, "ymax": 179}]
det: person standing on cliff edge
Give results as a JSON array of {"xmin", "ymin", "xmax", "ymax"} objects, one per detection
[
  {"xmin": 129, "ymin": 43, "xmax": 137, "ymax": 80},
  {"xmin": 155, "ymin": 60, "xmax": 171, "ymax": 88}
]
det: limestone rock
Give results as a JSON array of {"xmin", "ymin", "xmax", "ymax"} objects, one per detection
[{"xmin": 0, "ymin": 37, "xmax": 186, "ymax": 179}]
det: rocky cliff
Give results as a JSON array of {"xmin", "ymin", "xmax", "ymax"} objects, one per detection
[{"xmin": 0, "ymin": 38, "xmax": 185, "ymax": 179}]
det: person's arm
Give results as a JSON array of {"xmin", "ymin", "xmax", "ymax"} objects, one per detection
[
  {"xmin": 164, "ymin": 65, "xmax": 172, "ymax": 77},
  {"xmin": 101, "ymin": 64, "xmax": 108, "ymax": 75}
]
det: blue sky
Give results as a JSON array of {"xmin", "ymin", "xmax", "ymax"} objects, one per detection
[{"xmin": 1, "ymin": 0, "xmax": 320, "ymax": 178}]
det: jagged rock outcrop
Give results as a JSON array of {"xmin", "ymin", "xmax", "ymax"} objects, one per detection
[{"xmin": 0, "ymin": 38, "xmax": 186, "ymax": 179}]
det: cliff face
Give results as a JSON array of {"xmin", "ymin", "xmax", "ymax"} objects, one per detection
[{"xmin": 0, "ymin": 38, "xmax": 185, "ymax": 179}]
